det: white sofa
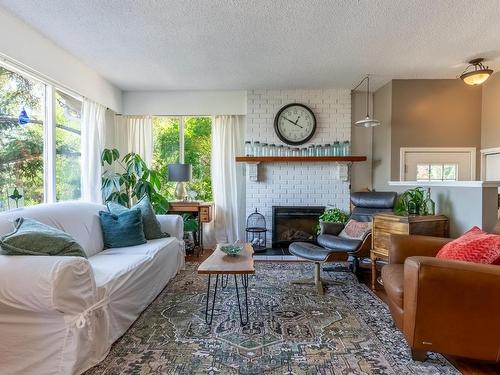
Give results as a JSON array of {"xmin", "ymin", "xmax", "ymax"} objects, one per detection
[{"xmin": 0, "ymin": 202, "xmax": 185, "ymax": 375}]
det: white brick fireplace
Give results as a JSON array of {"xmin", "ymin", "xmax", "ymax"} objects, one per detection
[{"xmin": 245, "ymin": 89, "xmax": 352, "ymax": 244}]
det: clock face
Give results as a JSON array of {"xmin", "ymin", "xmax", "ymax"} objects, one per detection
[{"xmin": 274, "ymin": 103, "xmax": 316, "ymax": 145}]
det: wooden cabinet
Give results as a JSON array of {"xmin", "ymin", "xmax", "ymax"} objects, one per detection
[{"xmin": 370, "ymin": 213, "xmax": 449, "ymax": 289}]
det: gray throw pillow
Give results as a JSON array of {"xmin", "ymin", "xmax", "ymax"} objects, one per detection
[
  {"xmin": 0, "ymin": 217, "xmax": 86, "ymax": 257},
  {"xmin": 99, "ymin": 209, "xmax": 147, "ymax": 248},
  {"xmin": 107, "ymin": 196, "xmax": 167, "ymax": 240}
]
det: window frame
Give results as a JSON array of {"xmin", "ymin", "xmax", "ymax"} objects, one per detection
[
  {"xmin": 0, "ymin": 58, "xmax": 83, "ymax": 205},
  {"xmin": 416, "ymin": 163, "xmax": 459, "ymax": 182},
  {"xmin": 152, "ymin": 115, "xmax": 213, "ymax": 163}
]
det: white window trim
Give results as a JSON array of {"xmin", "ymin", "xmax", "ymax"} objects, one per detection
[
  {"xmin": 400, "ymin": 147, "xmax": 476, "ymax": 181},
  {"xmin": 0, "ymin": 57, "xmax": 83, "ymax": 203},
  {"xmin": 480, "ymin": 147, "xmax": 500, "ymax": 181}
]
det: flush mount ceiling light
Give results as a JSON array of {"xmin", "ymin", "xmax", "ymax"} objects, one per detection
[
  {"xmin": 353, "ymin": 75, "xmax": 380, "ymax": 128},
  {"xmin": 460, "ymin": 58, "xmax": 493, "ymax": 85}
]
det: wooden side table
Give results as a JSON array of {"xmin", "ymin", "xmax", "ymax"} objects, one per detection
[
  {"xmin": 197, "ymin": 243, "xmax": 254, "ymax": 325},
  {"xmin": 370, "ymin": 213, "xmax": 449, "ymax": 290},
  {"xmin": 169, "ymin": 201, "xmax": 214, "ymax": 254}
]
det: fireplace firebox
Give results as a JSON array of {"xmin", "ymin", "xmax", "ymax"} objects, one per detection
[{"xmin": 272, "ymin": 206, "xmax": 325, "ymax": 248}]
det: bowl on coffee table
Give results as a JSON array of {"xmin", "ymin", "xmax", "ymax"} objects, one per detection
[{"xmin": 220, "ymin": 243, "xmax": 243, "ymax": 256}]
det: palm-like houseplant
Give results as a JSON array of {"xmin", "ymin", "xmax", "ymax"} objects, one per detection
[{"xmin": 101, "ymin": 148, "xmax": 169, "ymax": 213}]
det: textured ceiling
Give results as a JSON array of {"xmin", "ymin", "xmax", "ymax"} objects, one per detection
[{"xmin": 2, "ymin": 0, "xmax": 500, "ymax": 91}]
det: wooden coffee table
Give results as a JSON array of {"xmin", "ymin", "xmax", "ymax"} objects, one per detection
[{"xmin": 197, "ymin": 243, "xmax": 254, "ymax": 326}]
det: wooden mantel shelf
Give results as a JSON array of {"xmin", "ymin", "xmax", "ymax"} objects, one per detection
[{"xmin": 236, "ymin": 156, "xmax": 367, "ymax": 163}]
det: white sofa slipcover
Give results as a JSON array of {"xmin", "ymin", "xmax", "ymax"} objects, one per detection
[{"xmin": 0, "ymin": 202, "xmax": 184, "ymax": 375}]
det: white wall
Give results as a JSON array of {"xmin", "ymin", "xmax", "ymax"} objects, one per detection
[
  {"xmin": 245, "ymin": 89, "xmax": 351, "ymax": 244},
  {"xmin": 0, "ymin": 8, "xmax": 122, "ymax": 111},
  {"xmin": 123, "ymin": 90, "xmax": 246, "ymax": 115}
]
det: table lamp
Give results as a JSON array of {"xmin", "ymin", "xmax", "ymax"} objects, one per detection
[{"xmin": 168, "ymin": 163, "xmax": 192, "ymax": 201}]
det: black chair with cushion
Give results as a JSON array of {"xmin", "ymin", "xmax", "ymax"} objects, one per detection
[
  {"xmin": 289, "ymin": 191, "xmax": 397, "ymax": 295},
  {"xmin": 318, "ymin": 191, "xmax": 397, "ymax": 272}
]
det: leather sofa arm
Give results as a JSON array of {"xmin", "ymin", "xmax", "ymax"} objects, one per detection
[
  {"xmin": 403, "ymin": 256, "xmax": 500, "ymax": 361},
  {"xmin": 389, "ymin": 234, "xmax": 451, "ymax": 264},
  {"xmin": 319, "ymin": 222, "xmax": 344, "ymax": 236}
]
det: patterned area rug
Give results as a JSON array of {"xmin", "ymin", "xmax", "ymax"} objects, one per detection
[{"xmin": 87, "ymin": 263, "xmax": 459, "ymax": 374}]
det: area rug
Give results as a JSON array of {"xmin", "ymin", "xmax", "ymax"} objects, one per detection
[{"xmin": 86, "ymin": 263, "xmax": 459, "ymax": 375}]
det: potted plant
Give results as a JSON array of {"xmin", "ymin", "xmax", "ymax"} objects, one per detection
[
  {"xmin": 394, "ymin": 187, "xmax": 430, "ymax": 216},
  {"xmin": 101, "ymin": 148, "xmax": 169, "ymax": 213},
  {"xmin": 182, "ymin": 213, "xmax": 199, "ymax": 253},
  {"xmin": 316, "ymin": 208, "xmax": 350, "ymax": 235}
]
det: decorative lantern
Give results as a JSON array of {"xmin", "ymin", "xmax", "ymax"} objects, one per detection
[{"xmin": 245, "ymin": 208, "xmax": 267, "ymax": 252}]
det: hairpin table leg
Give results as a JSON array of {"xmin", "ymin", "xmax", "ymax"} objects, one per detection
[
  {"xmin": 221, "ymin": 274, "xmax": 229, "ymax": 289},
  {"xmin": 205, "ymin": 274, "xmax": 219, "ymax": 325},
  {"xmin": 234, "ymin": 274, "xmax": 249, "ymax": 326}
]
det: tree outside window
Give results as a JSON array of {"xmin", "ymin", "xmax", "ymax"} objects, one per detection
[
  {"xmin": 152, "ymin": 116, "xmax": 212, "ymax": 202},
  {"xmin": 0, "ymin": 66, "xmax": 45, "ymax": 209}
]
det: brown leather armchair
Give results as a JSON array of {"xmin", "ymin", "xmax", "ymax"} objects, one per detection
[{"xmin": 382, "ymin": 234, "xmax": 500, "ymax": 362}]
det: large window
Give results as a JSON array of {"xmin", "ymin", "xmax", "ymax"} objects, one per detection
[
  {"xmin": 152, "ymin": 116, "xmax": 212, "ymax": 201},
  {"xmin": 55, "ymin": 90, "xmax": 81, "ymax": 201},
  {"xmin": 0, "ymin": 66, "xmax": 45, "ymax": 209},
  {"xmin": 0, "ymin": 64, "xmax": 82, "ymax": 211}
]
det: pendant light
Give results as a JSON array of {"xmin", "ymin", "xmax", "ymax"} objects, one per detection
[
  {"xmin": 354, "ymin": 75, "xmax": 380, "ymax": 128},
  {"xmin": 460, "ymin": 58, "xmax": 493, "ymax": 85}
]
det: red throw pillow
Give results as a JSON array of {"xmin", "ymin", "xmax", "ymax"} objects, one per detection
[{"xmin": 436, "ymin": 226, "xmax": 500, "ymax": 265}]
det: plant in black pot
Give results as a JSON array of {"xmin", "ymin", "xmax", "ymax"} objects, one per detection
[
  {"xmin": 182, "ymin": 213, "xmax": 199, "ymax": 253},
  {"xmin": 316, "ymin": 208, "xmax": 350, "ymax": 236}
]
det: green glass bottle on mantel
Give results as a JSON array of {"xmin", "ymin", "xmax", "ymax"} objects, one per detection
[{"xmin": 423, "ymin": 188, "xmax": 436, "ymax": 215}]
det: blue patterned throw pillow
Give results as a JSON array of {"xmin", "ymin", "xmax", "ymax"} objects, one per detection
[{"xmin": 99, "ymin": 209, "xmax": 147, "ymax": 248}]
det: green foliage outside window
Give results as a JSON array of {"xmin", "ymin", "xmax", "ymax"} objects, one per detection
[
  {"xmin": 0, "ymin": 66, "xmax": 82, "ymax": 211},
  {"xmin": 152, "ymin": 116, "xmax": 213, "ymax": 202}
]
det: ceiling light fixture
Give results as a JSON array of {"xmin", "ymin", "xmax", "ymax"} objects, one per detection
[
  {"xmin": 353, "ymin": 75, "xmax": 380, "ymax": 128},
  {"xmin": 459, "ymin": 58, "xmax": 493, "ymax": 85}
]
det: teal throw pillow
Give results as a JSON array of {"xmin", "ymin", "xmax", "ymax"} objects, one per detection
[
  {"xmin": 0, "ymin": 217, "xmax": 86, "ymax": 257},
  {"xmin": 99, "ymin": 209, "xmax": 147, "ymax": 248},
  {"xmin": 107, "ymin": 195, "xmax": 167, "ymax": 240}
]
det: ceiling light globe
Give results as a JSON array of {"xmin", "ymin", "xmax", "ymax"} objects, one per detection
[{"xmin": 462, "ymin": 71, "xmax": 492, "ymax": 85}]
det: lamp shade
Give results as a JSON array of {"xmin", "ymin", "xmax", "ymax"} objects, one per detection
[
  {"xmin": 168, "ymin": 163, "xmax": 192, "ymax": 182},
  {"xmin": 459, "ymin": 58, "xmax": 493, "ymax": 86}
]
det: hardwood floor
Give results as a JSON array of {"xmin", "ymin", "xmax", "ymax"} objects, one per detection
[{"xmin": 187, "ymin": 249, "xmax": 500, "ymax": 374}]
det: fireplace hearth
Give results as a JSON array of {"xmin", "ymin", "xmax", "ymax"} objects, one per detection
[{"xmin": 272, "ymin": 206, "xmax": 325, "ymax": 248}]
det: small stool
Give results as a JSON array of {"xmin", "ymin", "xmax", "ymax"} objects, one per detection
[{"xmin": 289, "ymin": 242, "xmax": 348, "ymax": 295}]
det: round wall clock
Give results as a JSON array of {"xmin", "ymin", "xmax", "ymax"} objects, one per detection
[{"xmin": 274, "ymin": 103, "xmax": 316, "ymax": 145}]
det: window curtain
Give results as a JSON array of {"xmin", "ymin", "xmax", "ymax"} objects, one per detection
[
  {"xmin": 81, "ymin": 99, "xmax": 106, "ymax": 203},
  {"xmin": 112, "ymin": 115, "xmax": 153, "ymax": 166},
  {"xmin": 211, "ymin": 115, "xmax": 246, "ymax": 244}
]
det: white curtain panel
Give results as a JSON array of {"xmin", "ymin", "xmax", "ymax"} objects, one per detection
[
  {"xmin": 81, "ymin": 99, "xmax": 106, "ymax": 203},
  {"xmin": 110, "ymin": 115, "xmax": 153, "ymax": 166},
  {"xmin": 126, "ymin": 115, "xmax": 153, "ymax": 166},
  {"xmin": 211, "ymin": 115, "xmax": 245, "ymax": 244}
]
